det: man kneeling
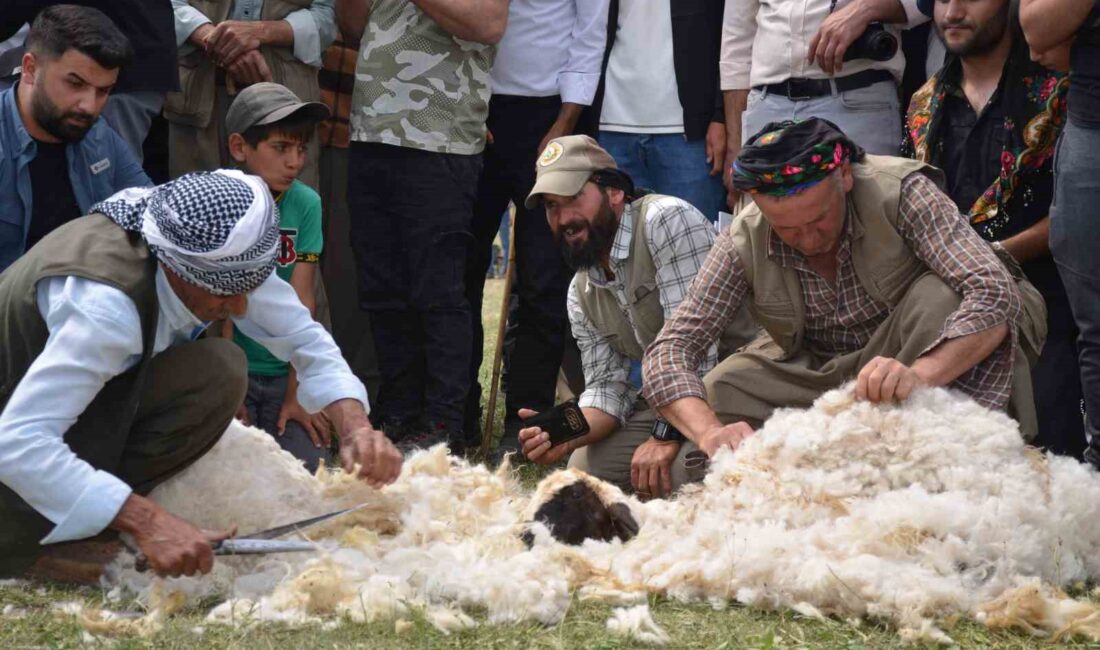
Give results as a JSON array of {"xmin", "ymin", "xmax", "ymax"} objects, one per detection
[
  {"xmin": 0, "ymin": 171, "xmax": 402, "ymax": 580},
  {"xmin": 517, "ymin": 136, "xmax": 755, "ymax": 499},
  {"xmin": 643, "ymin": 118, "xmax": 1046, "ymax": 459}
]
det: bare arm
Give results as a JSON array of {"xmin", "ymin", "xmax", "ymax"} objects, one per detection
[
  {"xmin": 999, "ymin": 217, "xmax": 1051, "ymax": 264},
  {"xmin": 913, "ymin": 323, "xmax": 1008, "ymax": 386},
  {"xmin": 518, "ymin": 406, "xmax": 620, "ymax": 465},
  {"xmin": 808, "ymin": 0, "xmax": 913, "ymax": 75},
  {"xmin": 722, "ymin": 89, "xmax": 750, "ymax": 192},
  {"xmin": 1021, "ymin": 0, "xmax": 1094, "ymax": 52},
  {"xmin": 411, "ymin": 0, "xmax": 508, "ymax": 45},
  {"xmin": 336, "ymin": 0, "xmax": 371, "ymax": 45}
]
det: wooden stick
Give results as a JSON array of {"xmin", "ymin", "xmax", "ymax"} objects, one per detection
[{"xmin": 481, "ymin": 207, "xmax": 517, "ymax": 457}]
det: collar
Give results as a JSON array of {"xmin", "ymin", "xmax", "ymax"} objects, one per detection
[
  {"xmin": 154, "ymin": 264, "xmax": 207, "ymax": 335},
  {"xmin": 1, "ymin": 83, "xmax": 35, "ymax": 161},
  {"xmin": 585, "ymin": 203, "xmax": 634, "ymax": 289}
]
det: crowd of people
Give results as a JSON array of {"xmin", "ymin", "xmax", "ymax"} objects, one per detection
[{"xmin": 0, "ymin": 0, "xmax": 1096, "ymax": 580}]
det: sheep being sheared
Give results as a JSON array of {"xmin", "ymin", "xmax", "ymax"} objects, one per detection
[{"xmin": 102, "ymin": 382, "xmax": 1100, "ymax": 643}]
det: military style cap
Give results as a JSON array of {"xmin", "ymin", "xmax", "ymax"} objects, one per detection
[
  {"xmin": 225, "ymin": 82, "xmax": 330, "ymax": 136},
  {"xmin": 525, "ymin": 135, "xmax": 618, "ymax": 209}
]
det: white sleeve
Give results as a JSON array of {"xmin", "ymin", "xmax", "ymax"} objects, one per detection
[
  {"xmin": 172, "ymin": 0, "xmax": 212, "ymax": 46},
  {"xmin": 720, "ymin": 0, "xmax": 761, "ymax": 90},
  {"xmin": 558, "ymin": 0, "xmax": 611, "ymax": 105},
  {"xmin": 233, "ymin": 271, "xmax": 369, "ymax": 413},
  {"xmin": 0, "ymin": 276, "xmax": 143, "ymax": 544},
  {"xmin": 284, "ymin": 0, "xmax": 337, "ymax": 66}
]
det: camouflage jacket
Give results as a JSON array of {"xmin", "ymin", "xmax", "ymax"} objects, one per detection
[{"xmin": 350, "ymin": 1, "xmax": 496, "ymax": 155}]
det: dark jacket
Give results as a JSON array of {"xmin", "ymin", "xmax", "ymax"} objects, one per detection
[
  {"xmin": 0, "ymin": 0, "xmax": 179, "ymax": 94},
  {"xmin": 595, "ymin": 0, "xmax": 725, "ymax": 141}
]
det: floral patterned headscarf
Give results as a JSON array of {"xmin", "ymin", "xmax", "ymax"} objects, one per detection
[{"xmin": 731, "ymin": 118, "xmax": 866, "ymax": 197}]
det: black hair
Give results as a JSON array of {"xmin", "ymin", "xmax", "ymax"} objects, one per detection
[
  {"xmin": 25, "ymin": 5, "xmax": 133, "ymax": 70},
  {"xmin": 240, "ymin": 111, "xmax": 319, "ymax": 148}
]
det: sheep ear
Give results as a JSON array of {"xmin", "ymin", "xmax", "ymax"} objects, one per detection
[
  {"xmin": 607, "ymin": 503, "xmax": 639, "ymax": 542},
  {"xmin": 520, "ymin": 527, "xmax": 535, "ymax": 548}
]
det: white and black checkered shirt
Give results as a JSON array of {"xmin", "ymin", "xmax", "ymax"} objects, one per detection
[{"xmin": 568, "ymin": 196, "xmax": 718, "ymax": 424}]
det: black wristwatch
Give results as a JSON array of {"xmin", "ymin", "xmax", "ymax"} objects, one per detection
[{"xmin": 651, "ymin": 418, "xmax": 686, "ymax": 443}]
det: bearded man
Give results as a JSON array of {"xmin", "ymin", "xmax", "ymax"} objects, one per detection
[
  {"xmin": 904, "ymin": 0, "xmax": 1081, "ymax": 457},
  {"xmin": 0, "ymin": 5, "xmax": 151, "ymax": 272},
  {"xmin": 516, "ymin": 135, "xmax": 756, "ymax": 499}
]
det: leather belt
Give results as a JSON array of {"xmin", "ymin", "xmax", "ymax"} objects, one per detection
[{"xmin": 755, "ymin": 69, "xmax": 895, "ymax": 100}]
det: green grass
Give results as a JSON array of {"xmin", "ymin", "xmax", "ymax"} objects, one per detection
[{"xmin": 3, "ymin": 278, "xmax": 1098, "ymax": 648}]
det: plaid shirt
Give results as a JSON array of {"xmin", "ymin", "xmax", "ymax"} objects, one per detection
[
  {"xmin": 643, "ymin": 173, "xmax": 1023, "ymax": 410},
  {"xmin": 569, "ymin": 197, "xmax": 718, "ymax": 424},
  {"xmin": 318, "ymin": 35, "xmax": 357, "ymax": 149}
]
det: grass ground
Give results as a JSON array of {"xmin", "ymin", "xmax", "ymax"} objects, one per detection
[{"xmin": 0, "ymin": 279, "xmax": 1095, "ymax": 648}]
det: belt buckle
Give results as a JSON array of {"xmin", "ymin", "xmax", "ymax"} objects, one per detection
[{"xmin": 784, "ymin": 79, "xmax": 813, "ymax": 101}]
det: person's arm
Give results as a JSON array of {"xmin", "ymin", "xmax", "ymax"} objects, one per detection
[
  {"xmin": 1021, "ymin": 0, "xmax": 1095, "ymax": 53},
  {"xmin": 172, "ymin": 0, "xmax": 214, "ymax": 48},
  {"xmin": 557, "ymin": 0, "xmax": 610, "ymax": 107},
  {"xmin": 277, "ymin": 262, "xmax": 328, "ymax": 447},
  {"xmin": 642, "ymin": 231, "xmax": 752, "ymax": 445},
  {"xmin": 538, "ymin": 103, "xmax": 586, "ymax": 156},
  {"xmin": 722, "ymin": 89, "xmax": 750, "ymax": 201},
  {"xmin": 335, "ymin": 0, "xmax": 372, "ymax": 45},
  {"xmin": 105, "ymin": 124, "xmax": 153, "ymax": 191},
  {"xmin": 808, "ymin": 0, "xmax": 922, "ymax": 75},
  {"xmin": 889, "ymin": 173, "xmax": 1022, "ymax": 406},
  {"xmin": 411, "ymin": 0, "xmax": 508, "ymax": 45},
  {"xmin": 205, "ymin": 20, "xmax": 294, "ymax": 67},
  {"xmin": 286, "ymin": 0, "xmax": 338, "ymax": 65},
  {"xmin": 1000, "ymin": 217, "xmax": 1051, "ymax": 264},
  {"xmin": 518, "ymin": 279, "xmax": 635, "ymax": 464},
  {"xmin": 720, "ymin": 0, "xmax": 759, "ymax": 194}
]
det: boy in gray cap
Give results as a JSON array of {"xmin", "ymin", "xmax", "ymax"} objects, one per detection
[{"xmin": 222, "ymin": 82, "xmax": 333, "ymax": 472}]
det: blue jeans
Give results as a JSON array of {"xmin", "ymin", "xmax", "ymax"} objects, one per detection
[
  {"xmin": 741, "ymin": 80, "xmax": 903, "ymax": 155},
  {"xmin": 598, "ymin": 131, "xmax": 726, "ymax": 223},
  {"xmin": 245, "ymin": 374, "xmax": 332, "ymax": 474},
  {"xmin": 1050, "ymin": 119, "xmax": 1100, "ymax": 446}
]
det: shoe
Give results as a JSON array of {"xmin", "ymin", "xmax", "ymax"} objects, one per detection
[{"xmin": 397, "ymin": 420, "xmax": 452, "ymax": 454}]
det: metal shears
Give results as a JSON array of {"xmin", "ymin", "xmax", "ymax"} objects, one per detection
[{"xmin": 132, "ymin": 503, "xmax": 368, "ymax": 572}]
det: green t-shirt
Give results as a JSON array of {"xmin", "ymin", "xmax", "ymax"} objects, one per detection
[{"xmin": 233, "ymin": 180, "xmax": 323, "ymax": 376}]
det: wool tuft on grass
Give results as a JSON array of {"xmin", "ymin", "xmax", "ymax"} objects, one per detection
[{"xmin": 103, "ymin": 383, "xmax": 1100, "ymax": 642}]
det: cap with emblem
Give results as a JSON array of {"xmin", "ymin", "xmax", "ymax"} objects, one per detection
[
  {"xmin": 525, "ymin": 135, "xmax": 618, "ymax": 209},
  {"xmin": 225, "ymin": 82, "xmax": 330, "ymax": 136}
]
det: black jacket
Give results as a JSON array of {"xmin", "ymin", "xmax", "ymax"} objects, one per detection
[{"xmin": 593, "ymin": 0, "xmax": 725, "ymax": 141}]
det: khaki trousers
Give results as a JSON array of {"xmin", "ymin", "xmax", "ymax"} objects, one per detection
[
  {"xmin": 168, "ymin": 85, "xmax": 320, "ymax": 190},
  {"xmin": 704, "ymin": 273, "xmax": 1038, "ymax": 438},
  {"xmin": 0, "ymin": 339, "xmax": 247, "ymax": 576},
  {"xmin": 567, "ymin": 401, "xmax": 703, "ymax": 493}
]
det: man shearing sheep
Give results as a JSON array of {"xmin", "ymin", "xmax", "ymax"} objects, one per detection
[
  {"xmin": 643, "ymin": 118, "xmax": 1046, "ymax": 459},
  {"xmin": 0, "ymin": 170, "xmax": 402, "ymax": 581}
]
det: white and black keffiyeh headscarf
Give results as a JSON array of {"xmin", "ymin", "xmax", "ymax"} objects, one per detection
[{"xmin": 92, "ymin": 170, "xmax": 280, "ymax": 296}]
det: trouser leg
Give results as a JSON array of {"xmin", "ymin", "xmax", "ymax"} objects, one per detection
[
  {"xmin": 705, "ymin": 274, "xmax": 967, "ymax": 427},
  {"xmin": 598, "ymin": 131, "xmax": 654, "ymax": 189},
  {"xmin": 647, "ymin": 133, "xmax": 726, "ymax": 223},
  {"xmin": 1050, "ymin": 122, "xmax": 1100, "ymax": 455},
  {"xmin": 0, "ymin": 339, "xmax": 246, "ymax": 576},
  {"xmin": 100, "ymin": 91, "xmax": 166, "ymax": 163}
]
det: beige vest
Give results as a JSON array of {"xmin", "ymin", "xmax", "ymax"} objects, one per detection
[
  {"xmin": 576, "ymin": 196, "xmax": 758, "ymax": 362},
  {"xmin": 729, "ymin": 155, "xmax": 1047, "ymax": 363},
  {"xmin": 164, "ymin": 0, "xmax": 321, "ymax": 128}
]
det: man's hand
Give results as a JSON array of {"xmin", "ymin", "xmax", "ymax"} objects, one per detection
[
  {"xmin": 326, "ymin": 399, "xmax": 403, "ymax": 487},
  {"xmin": 630, "ymin": 438, "xmax": 680, "ymax": 499},
  {"xmin": 538, "ymin": 120, "xmax": 572, "ymax": 156},
  {"xmin": 226, "ymin": 50, "xmax": 273, "ymax": 89},
  {"xmin": 113, "ymin": 494, "xmax": 236, "ymax": 578},
  {"xmin": 807, "ymin": 0, "xmax": 872, "ymax": 75},
  {"xmin": 235, "ymin": 403, "xmax": 251, "ymax": 427},
  {"xmin": 207, "ymin": 21, "xmax": 267, "ymax": 67},
  {"xmin": 189, "ymin": 23, "xmax": 217, "ymax": 51},
  {"xmin": 278, "ymin": 397, "xmax": 331, "ymax": 449},
  {"xmin": 705, "ymin": 121, "xmax": 727, "ymax": 177},
  {"xmin": 856, "ymin": 356, "xmax": 926, "ymax": 403},
  {"xmin": 697, "ymin": 421, "xmax": 754, "ymax": 458},
  {"xmin": 517, "ymin": 408, "xmax": 574, "ymax": 465}
]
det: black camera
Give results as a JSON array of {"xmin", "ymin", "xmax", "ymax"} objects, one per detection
[{"xmin": 843, "ymin": 23, "xmax": 899, "ymax": 62}]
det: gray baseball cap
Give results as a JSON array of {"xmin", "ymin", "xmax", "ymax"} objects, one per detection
[
  {"xmin": 225, "ymin": 82, "xmax": 330, "ymax": 136},
  {"xmin": 525, "ymin": 135, "xmax": 618, "ymax": 209}
]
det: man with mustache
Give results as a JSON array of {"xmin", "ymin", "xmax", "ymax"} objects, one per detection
[
  {"xmin": 516, "ymin": 135, "xmax": 755, "ymax": 499},
  {"xmin": 0, "ymin": 5, "xmax": 151, "ymax": 273},
  {"xmin": 904, "ymin": 0, "xmax": 1081, "ymax": 457}
]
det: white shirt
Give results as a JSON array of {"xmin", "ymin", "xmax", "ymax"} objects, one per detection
[
  {"xmin": 598, "ymin": 0, "xmax": 684, "ymax": 134},
  {"xmin": 489, "ymin": 0, "xmax": 610, "ymax": 105},
  {"xmin": 720, "ymin": 0, "xmax": 927, "ymax": 90},
  {"xmin": 171, "ymin": 0, "xmax": 336, "ymax": 67},
  {"xmin": 0, "ymin": 267, "xmax": 367, "ymax": 545}
]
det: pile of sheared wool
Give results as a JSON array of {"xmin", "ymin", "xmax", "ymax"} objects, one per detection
[{"xmin": 106, "ymin": 384, "xmax": 1100, "ymax": 643}]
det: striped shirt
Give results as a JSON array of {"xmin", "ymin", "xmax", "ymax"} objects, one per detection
[
  {"xmin": 569, "ymin": 196, "xmax": 718, "ymax": 424},
  {"xmin": 643, "ymin": 173, "xmax": 1022, "ymax": 411}
]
